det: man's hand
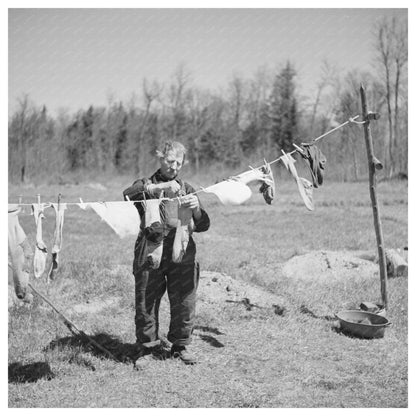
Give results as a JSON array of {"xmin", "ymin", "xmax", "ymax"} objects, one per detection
[
  {"xmin": 180, "ymin": 194, "xmax": 202, "ymax": 220},
  {"xmin": 180, "ymin": 194, "xmax": 199, "ymax": 210},
  {"xmin": 149, "ymin": 181, "xmax": 181, "ymax": 195},
  {"xmin": 162, "ymin": 181, "xmax": 182, "ymax": 194}
]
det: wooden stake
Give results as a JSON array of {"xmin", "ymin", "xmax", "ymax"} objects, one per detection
[{"xmin": 360, "ymin": 84, "xmax": 388, "ymax": 310}]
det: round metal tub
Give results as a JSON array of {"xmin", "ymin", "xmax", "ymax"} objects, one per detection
[{"xmin": 335, "ymin": 310, "xmax": 392, "ymax": 339}]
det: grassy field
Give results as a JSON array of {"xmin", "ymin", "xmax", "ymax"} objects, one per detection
[{"xmin": 8, "ymin": 176, "xmax": 408, "ymax": 408}]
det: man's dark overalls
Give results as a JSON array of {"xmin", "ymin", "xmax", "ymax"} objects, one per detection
[{"xmin": 123, "ymin": 170, "xmax": 210, "ymax": 348}]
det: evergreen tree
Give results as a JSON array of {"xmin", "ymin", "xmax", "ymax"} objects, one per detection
[{"xmin": 268, "ymin": 62, "xmax": 298, "ymax": 153}]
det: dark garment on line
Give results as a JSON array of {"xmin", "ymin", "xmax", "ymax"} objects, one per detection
[
  {"xmin": 298, "ymin": 143, "xmax": 327, "ymax": 188},
  {"xmin": 123, "ymin": 169, "xmax": 210, "ymax": 347}
]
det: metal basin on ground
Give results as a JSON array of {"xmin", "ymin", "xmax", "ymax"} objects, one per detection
[{"xmin": 335, "ymin": 310, "xmax": 391, "ymax": 339}]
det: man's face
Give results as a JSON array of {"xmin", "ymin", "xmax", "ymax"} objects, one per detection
[{"xmin": 159, "ymin": 150, "xmax": 184, "ymax": 179}]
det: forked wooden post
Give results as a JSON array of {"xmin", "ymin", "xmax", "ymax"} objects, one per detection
[{"xmin": 360, "ymin": 84, "xmax": 388, "ymax": 310}]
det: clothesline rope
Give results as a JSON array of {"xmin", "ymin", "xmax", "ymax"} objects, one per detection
[{"xmin": 9, "ymin": 114, "xmax": 361, "ymax": 205}]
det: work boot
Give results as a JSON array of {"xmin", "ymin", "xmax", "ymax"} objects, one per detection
[{"xmin": 170, "ymin": 345, "xmax": 197, "ymax": 365}]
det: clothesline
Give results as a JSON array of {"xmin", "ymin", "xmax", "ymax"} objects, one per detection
[
  {"xmin": 10, "ymin": 199, "xmax": 171, "ymax": 207},
  {"xmin": 9, "ymin": 114, "xmax": 361, "ymax": 205}
]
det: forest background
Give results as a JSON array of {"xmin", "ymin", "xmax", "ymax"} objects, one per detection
[{"xmin": 8, "ymin": 14, "xmax": 407, "ymax": 186}]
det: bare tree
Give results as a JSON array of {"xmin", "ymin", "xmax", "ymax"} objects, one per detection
[
  {"xmin": 132, "ymin": 78, "xmax": 163, "ymax": 174},
  {"xmin": 186, "ymin": 88, "xmax": 212, "ymax": 172},
  {"xmin": 14, "ymin": 95, "xmax": 30, "ymax": 182},
  {"xmin": 310, "ymin": 60, "xmax": 340, "ymax": 133},
  {"xmin": 168, "ymin": 63, "xmax": 192, "ymax": 140},
  {"xmin": 374, "ymin": 16, "xmax": 408, "ymax": 176}
]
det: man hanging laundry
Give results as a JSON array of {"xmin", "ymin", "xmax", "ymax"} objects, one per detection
[{"xmin": 123, "ymin": 141, "xmax": 210, "ymax": 366}]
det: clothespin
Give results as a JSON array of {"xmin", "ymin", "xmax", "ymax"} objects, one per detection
[
  {"xmin": 17, "ymin": 195, "xmax": 23, "ymax": 213},
  {"xmin": 292, "ymin": 143, "xmax": 306, "ymax": 155},
  {"xmin": 125, "ymin": 195, "xmax": 130, "ymax": 201},
  {"xmin": 261, "ymin": 158, "xmax": 271, "ymax": 174},
  {"xmin": 57, "ymin": 193, "xmax": 62, "ymax": 209},
  {"xmin": 78, "ymin": 198, "xmax": 86, "ymax": 210},
  {"xmin": 37, "ymin": 194, "xmax": 41, "ymax": 207},
  {"xmin": 280, "ymin": 150, "xmax": 290, "ymax": 170}
]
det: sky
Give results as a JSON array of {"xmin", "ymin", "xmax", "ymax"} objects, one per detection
[{"xmin": 8, "ymin": 7, "xmax": 407, "ymax": 115}]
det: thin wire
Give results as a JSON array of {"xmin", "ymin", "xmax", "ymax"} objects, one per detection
[
  {"xmin": 310, "ymin": 115, "xmax": 360, "ymax": 143},
  {"xmin": 9, "ymin": 114, "xmax": 361, "ymax": 204},
  {"xmin": 10, "ymin": 198, "xmax": 173, "ymax": 206}
]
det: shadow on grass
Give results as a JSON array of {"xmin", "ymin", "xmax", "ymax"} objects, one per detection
[
  {"xmin": 194, "ymin": 325, "xmax": 225, "ymax": 348},
  {"xmin": 330, "ymin": 326, "xmax": 385, "ymax": 340},
  {"xmin": 45, "ymin": 332, "xmax": 138, "ymax": 363},
  {"xmin": 194, "ymin": 325, "xmax": 224, "ymax": 335},
  {"xmin": 199, "ymin": 334, "xmax": 224, "ymax": 348},
  {"xmin": 9, "ymin": 362, "xmax": 55, "ymax": 384}
]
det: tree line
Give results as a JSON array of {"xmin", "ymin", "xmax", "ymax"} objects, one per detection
[{"xmin": 9, "ymin": 16, "xmax": 407, "ymax": 183}]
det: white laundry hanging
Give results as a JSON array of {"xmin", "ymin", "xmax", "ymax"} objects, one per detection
[
  {"xmin": 77, "ymin": 201, "xmax": 140, "ymax": 238},
  {"xmin": 202, "ymin": 180, "xmax": 253, "ymax": 205},
  {"xmin": 281, "ymin": 150, "xmax": 314, "ymax": 211}
]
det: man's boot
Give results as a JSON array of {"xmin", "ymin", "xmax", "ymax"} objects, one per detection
[{"xmin": 171, "ymin": 345, "xmax": 197, "ymax": 365}]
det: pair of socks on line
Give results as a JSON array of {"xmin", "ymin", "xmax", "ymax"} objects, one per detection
[
  {"xmin": 142, "ymin": 199, "xmax": 193, "ymax": 269},
  {"xmin": 32, "ymin": 203, "xmax": 67, "ymax": 280}
]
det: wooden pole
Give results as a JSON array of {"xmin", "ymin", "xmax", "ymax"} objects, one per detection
[{"xmin": 360, "ymin": 84, "xmax": 388, "ymax": 310}]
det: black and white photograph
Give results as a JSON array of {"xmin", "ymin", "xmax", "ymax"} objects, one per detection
[{"xmin": 6, "ymin": 2, "xmax": 410, "ymax": 409}]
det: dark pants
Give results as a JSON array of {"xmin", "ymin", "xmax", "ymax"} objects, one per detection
[{"xmin": 134, "ymin": 261, "xmax": 200, "ymax": 347}]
